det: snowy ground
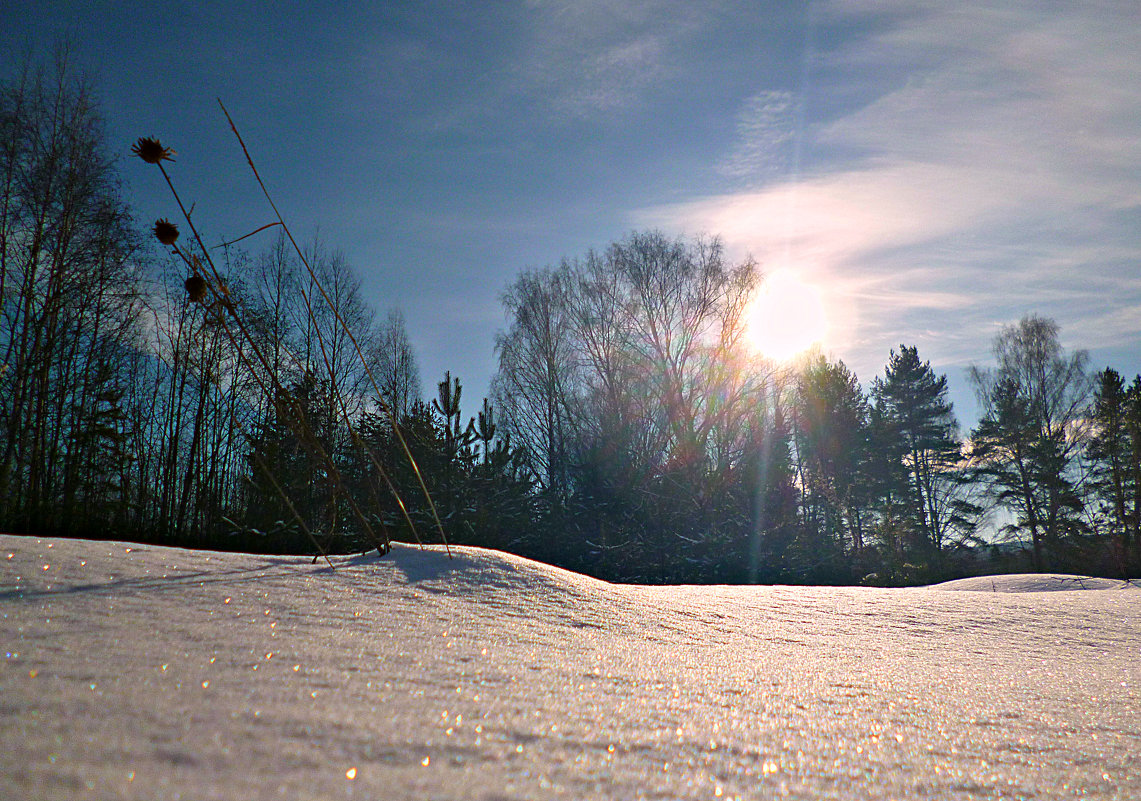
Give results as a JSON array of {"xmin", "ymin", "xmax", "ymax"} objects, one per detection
[{"xmin": 2, "ymin": 535, "xmax": 1139, "ymax": 800}]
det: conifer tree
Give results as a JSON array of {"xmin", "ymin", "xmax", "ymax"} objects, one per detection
[
  {"xmin": 244, "ymin": 375, "xmax": 340, "ymax": 543},
  {"xmin": 1086, "ymin": 368, "xmax": 1139, "ymax": 566},
  {"xmin": 747, "ymin": 396, "xmax": 800, "ymax": 582},
  {"xmin": 792, "ymin": 354, "xmax": 870, "ymax": 579},
  {"xmin": 872, "ymin": 346, "xmax": 968, "ymax": 568}
]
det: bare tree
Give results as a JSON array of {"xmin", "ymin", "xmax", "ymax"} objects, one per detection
[
  {"xmin": 495, "ymin": 232, "xmax": 768, "ymax": 579},
  {"xmin": 969, "ymin": 315, "xmax": 1093, "ymax": 570},
  {"xmin": 494, "ymin": 264, "xmax": 580, "ymax": 501},
  {"xmin": 297, "ymin": 237, "xmax": 376, "ymax": 417},
  {"xmin": 0, "ymin": 50, "xmax": 143, "ymax": 534},
  {"xmin": 374, "ymin": 308, "xmax": 421, "ymax": 421}
]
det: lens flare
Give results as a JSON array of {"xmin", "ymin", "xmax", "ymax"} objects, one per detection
[{"xmin": 746, "ymin": 271, "xmax": 827, "ymax": 362}]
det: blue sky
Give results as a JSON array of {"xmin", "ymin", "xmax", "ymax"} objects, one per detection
[{"xmin": 4, "ymin": 0, "xmax": 1140, "ymax": 424}]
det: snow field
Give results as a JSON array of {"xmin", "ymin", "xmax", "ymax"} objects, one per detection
[{"xmin": 1, "ymin": 535, "xmax": 1138, "ymax": 799}]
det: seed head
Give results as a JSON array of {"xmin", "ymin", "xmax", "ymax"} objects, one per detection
[
  {"xmin": 153, "ymin": 218, "xmax": 179, "ymax": 246},
  {"xmin": 185, "ymin": 273, "xmax": 208, "ymax": 303},
  {"xmin": 131, "ymin": 137, "xmax": 176, "ymax": 164}
]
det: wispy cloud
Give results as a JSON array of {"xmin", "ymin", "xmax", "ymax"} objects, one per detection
[
  {"xmin": 717, "ymin": 90, "xmax": 797, "ymax": 180},
  {"xmin": 558, "ymin": 34, "xmax": 667, "ymax": 114},
  {"xmin": 514, "ymin": 0, "xmax": 709, "ymax": 118},
  {"xmin": 639, "ymin": 0, "xmax": 1141, "ymax": 375}
]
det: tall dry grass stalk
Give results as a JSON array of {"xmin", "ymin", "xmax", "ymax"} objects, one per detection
[{"xmin": 132, "ymin": 106, "xmax": 450, "ymax": 566}]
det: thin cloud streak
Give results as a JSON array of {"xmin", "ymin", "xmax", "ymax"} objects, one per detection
[
  {"xmin": 718, "ymin": 90, "xmax": 796, "ymax": 180},
  {"xmin": 514, "ymin": 0, "xmax": 705, "ymax": 118}
]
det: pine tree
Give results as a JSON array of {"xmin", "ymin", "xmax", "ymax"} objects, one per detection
[
  {"xmin": 466, "ymin": 400, "xmax": 538, "ymax": 553},
  {"xmin": 1086, "ymin": 369, "xmax": 1139, "ymax": 570},
  {"xmin": 747, "ymin": 397, "xmax": 800, "ymax": 582},
  {"xmin": 1128, "ymin": 378, "xmax": 1141, "ymax": 550},
  {"xmin": 872, "ymin": 346, "xmax": 969, "ymax": 572},
  {"xmin": 244, "ymin": 375, "xmax": 340, "ymax": 548},
  {"xmin": 792, "ymin": 354, "xmax": 870, "ymax": 580}
]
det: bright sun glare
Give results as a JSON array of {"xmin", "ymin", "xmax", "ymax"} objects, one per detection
[{"xmin": 745, "ymin": 271, "xmax": 827, "ymax": 362}]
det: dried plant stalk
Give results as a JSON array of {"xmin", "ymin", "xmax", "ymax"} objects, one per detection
[{"xmin": 133, "ymin": 122, "xmax": 450, "ymax": 563}]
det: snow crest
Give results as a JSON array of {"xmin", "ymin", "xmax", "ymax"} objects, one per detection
[{"xmin": 929, "ymin": 573, "xmax": 1141, "ymax": 593}]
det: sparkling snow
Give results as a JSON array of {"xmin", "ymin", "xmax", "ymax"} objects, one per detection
[{"xmin": 1, "ymin": 535, "xmax": 1138, "ymax": 799}]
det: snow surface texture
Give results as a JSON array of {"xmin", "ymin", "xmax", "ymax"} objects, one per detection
[{"xmin": 2, "ymin": 535, "xmax": 1139, "ymax": 800}]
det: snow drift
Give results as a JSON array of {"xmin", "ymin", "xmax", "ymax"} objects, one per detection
[
  {"xmin": 2, "ymin": 535, "xmax": 1138, "ymax": 799},
  {"xmin": 928, "ymin": 573, "xmax": 1138, "ymax": 593}
]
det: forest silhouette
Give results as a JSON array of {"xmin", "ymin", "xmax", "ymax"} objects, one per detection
[{"xmin": 2, "ymin": 56, "xmax": 1138, "ymax": 585}]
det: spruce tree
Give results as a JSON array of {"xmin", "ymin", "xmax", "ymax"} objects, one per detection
[
  {"xmin": 872, "ymin": 346, "xmax": 965, "ymax": 568},
  {"xmin": 792, "ymin": 354, "xmax": 870, "ymax": 579},
  {"xmin": 1086, "ymin": 369, "xmax": 1139, "ymax": 568},
  {"xmin": 747, "ymin": 398, "xmax": 800, "ymax": 582}
]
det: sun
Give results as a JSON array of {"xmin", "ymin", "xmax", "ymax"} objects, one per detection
[{"xmin": 745, "ymin": 270, "xmax": 827, "ymax": 362}]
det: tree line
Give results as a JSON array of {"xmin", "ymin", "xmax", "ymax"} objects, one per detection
[
  {"xmin": 491, "ymin": 234, "xmax": 1139, "ymax": 583},
  {"xmin": 0, "ymin": 55, "xmax": 522, "ymax": 555},
  {"xmin": 3, "ymin": 58, "xmax": 1138, "ymax": 583}
]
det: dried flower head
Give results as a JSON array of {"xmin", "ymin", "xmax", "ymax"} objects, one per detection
[
  {"xmin": 153, "ymin": 218, "xmax": 179, "ymax": 246},
  {"xmin": 131, "ymin": 137, "xmax": 176, "ymax": 164},
  {"xmin": 185, "ymin": 273, "xmax": 208, "ymax": 303}
]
